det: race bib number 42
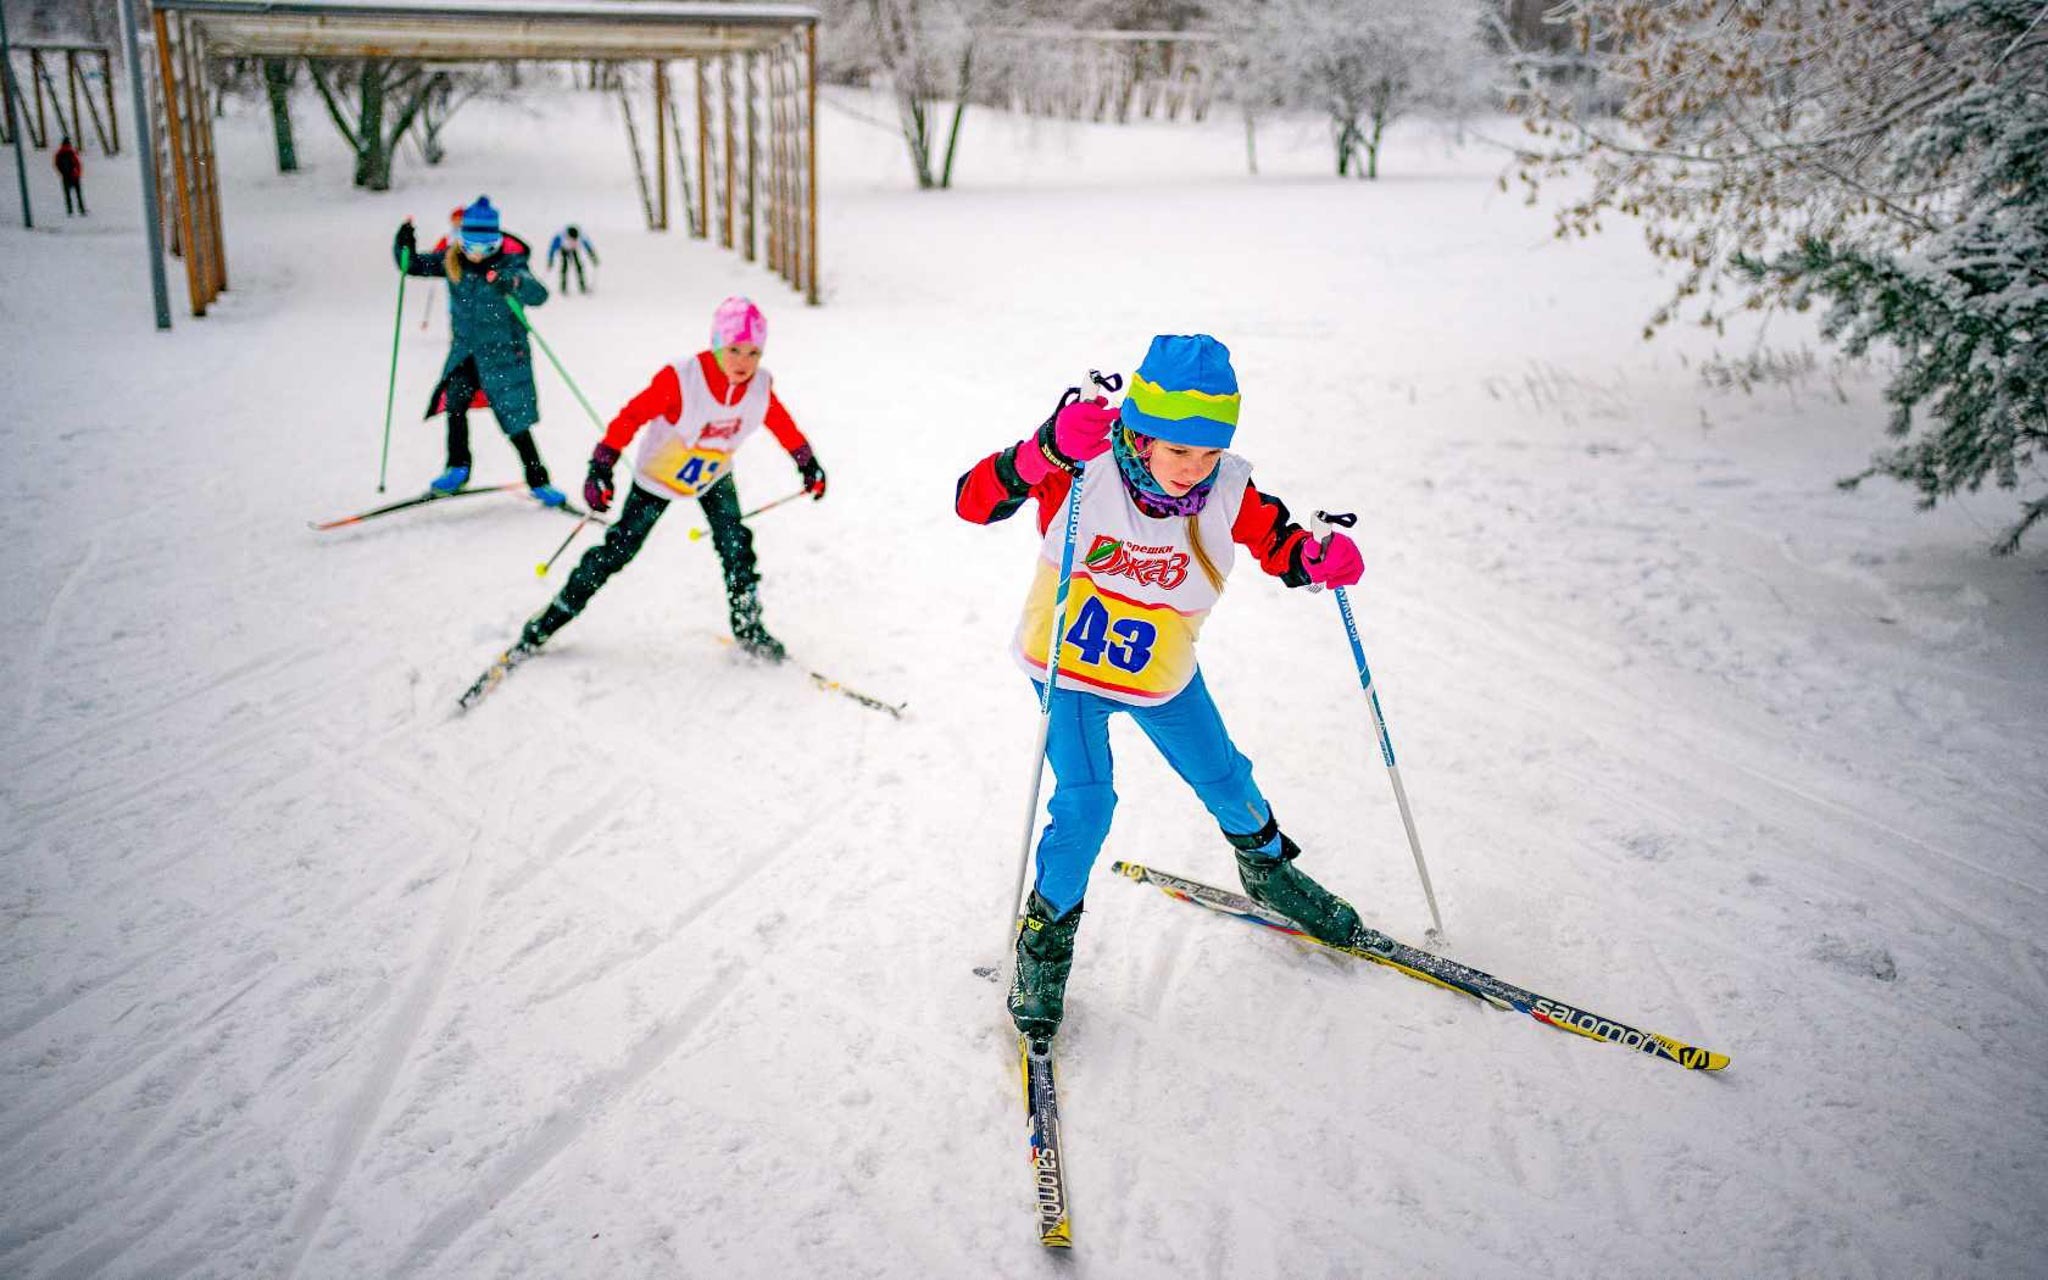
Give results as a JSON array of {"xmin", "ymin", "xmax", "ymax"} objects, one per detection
[{"xmin": 646, "ymin": 443, "xmax": 731, "ymax": 497}]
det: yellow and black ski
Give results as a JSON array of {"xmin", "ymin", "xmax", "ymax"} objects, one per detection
[{"xmin": 1113, "ymin": 861, "xmax": 1730, "ymax": 1073}]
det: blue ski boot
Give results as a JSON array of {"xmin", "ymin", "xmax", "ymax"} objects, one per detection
[
  {"xmin": 429, "ymin": 464, "xmax": 471, "ymax": 495},
  {"xmin": 529, "ymin": 483, "xmax": 567, "ymax": 508}
]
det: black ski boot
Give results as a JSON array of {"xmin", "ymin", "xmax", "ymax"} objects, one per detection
[
  {"xmin": 1009, "ymin": 892, "xmax": 1083, "ymax": 1044},
  {"xmin": 729, "ymin": 588, "xmax": 787, "ymax": 664},
  {"xmin": 1231, "ymin": 824, "xmax": 1363, "ymax": 947},
  {"xmin": 518, "ymin": 601, "xmax": 576, "ymax": 655}
]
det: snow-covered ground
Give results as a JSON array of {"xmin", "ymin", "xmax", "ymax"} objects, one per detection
[{"xmin": 2, "ymin": 84, "xmax": 2045, "ymax": 1279}]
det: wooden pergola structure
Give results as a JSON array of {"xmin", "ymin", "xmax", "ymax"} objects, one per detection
[
  {"xmin": 144, "ymin": 0, "xmax": 820, "ymax": 318},
  {"xmin": 0, "ymin": 42, "xmax": 122, "ymax": 153}
]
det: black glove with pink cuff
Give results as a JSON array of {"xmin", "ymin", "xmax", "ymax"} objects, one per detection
[
  {"xmin": 793, "ymin": 445, "xmax": 828, "ymax": 500},
  {"xmin": 585, "ymin": 443, "xmax": 620, "ymax": 513}
]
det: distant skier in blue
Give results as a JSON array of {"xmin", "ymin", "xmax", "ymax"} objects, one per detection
[{"xmin": 547, "ymin": 225, "xmax": 599, "ymax": 295}]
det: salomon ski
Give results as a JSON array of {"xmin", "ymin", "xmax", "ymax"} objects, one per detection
[
  {"xmin": 1020, "ymin": 1034, "xmax": 1072, "ymax": 1248},
  {"xmin": 1113, "ymin": 861, "xmax": 1729, "ymax": 1072}
]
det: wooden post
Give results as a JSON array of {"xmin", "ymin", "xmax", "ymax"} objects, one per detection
[
  {"xmin": 720, "ymin": 53, "xmax": 734, "ymax": 250},
  {"xmin": 194, "ymin": 28, "xmax": 225, "ymax": 295},
  {"xmin": 781, "ymin": 40, "xmax": 796, "ymax": 287},
  {"xmin": 104, "ymin": 49, "xmax": 119, "ymax": 152},
  {"xmin": 694, "ymin": 58, "xmax": 708, "ymax": 242},
  {"xmin": 180, "ymin": 18, "xmax": 216, "ymax": 303},
  {"xmin": 782, "ymin": 39, "xmax": 798, "ymax": 294},
  {"xmin": 29, "ymin": 50, "xmax": 45, "ymax": 144},
  {"xmin": 653, "ymin": 59, "xmax": 669, "ymax": 231},
  {"xmin": 804, "ymin": 25, "xmax": 818, "ymax": 305},
  {"xmin": 66, "ymin": 51, "xmax": 79, "ymax": 147},
  {"xmin": 180, "ymin": 21, "xmax": 209, "ymax": 299},
  {"xmin": 150, "ymin": 50, "xmax": 175, "ymax": 255},
  {"xmin": 742, "ymin": 51, "xmax": 756, "ymax": 262},
  {"xmin": 152, "ymin": 10, "xmax": 203, "ymax": 315},
  {"xmin": 761, "ymin": 43, "xmax": 774, "ymax": 276}
]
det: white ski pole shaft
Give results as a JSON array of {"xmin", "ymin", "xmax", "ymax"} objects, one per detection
[
  {"xmin": 1314, "ymin": 511, "xmax": 1445, "ymax": 941},
  {"xmin": 997, "ymin": 462, "xmax": 1086, "ymax": 979},
  {"xmin": 995, "ymin": 370, "xmax": 1120, "ymax": 983}
]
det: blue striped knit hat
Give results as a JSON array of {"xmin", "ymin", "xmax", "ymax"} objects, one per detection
[
  {"xmin": 1118, "ymin": 334, "xmax": 1241, "ymax": 449},
  {"xmin": 460, "ymin": 196, "xmax": 502, "ymax": 251}
]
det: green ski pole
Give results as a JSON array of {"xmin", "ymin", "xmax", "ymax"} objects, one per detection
[
  {"xmin": 506, "ymin": 295, "xmax": 605, "ymax": 430},
  {"xmin": 377, "ymin": 247, "xmax": 412, "ymax": 492}
]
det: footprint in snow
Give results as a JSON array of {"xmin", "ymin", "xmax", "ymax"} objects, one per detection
[{"xmin": 1810, "ymin": 933, "xmax": 1898, "ymax": 982}]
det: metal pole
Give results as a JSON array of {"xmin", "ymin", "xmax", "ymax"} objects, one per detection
[
  {"xmin": 0, "ymin": 4, "xmax": 33, "ymax": 228},
  {"xmin": 117, "ymin": 0, "xmax": 170, "ymax": 327}
]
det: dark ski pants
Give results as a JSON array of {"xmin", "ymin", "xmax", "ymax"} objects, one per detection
[
  {"xmin": 442, "ymin": 356, "xmax": 547, "ymax": 485},
  {"xmin": 62, "ymin": 180, "xmax": 86, "ymax": 215},
  {"xmin": 531, "ymin": 476, "xmax": 760, "ymax": 642},
  {"xmin": 557, "ymin": 251, "xmax": 588, "ymax": 294}
]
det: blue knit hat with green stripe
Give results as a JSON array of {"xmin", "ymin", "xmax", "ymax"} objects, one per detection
[{"xmin": 1119, "ymin": 334, "xmax": 1240, "ymax": 448}]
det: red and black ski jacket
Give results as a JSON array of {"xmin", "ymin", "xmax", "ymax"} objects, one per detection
[{"xmin": 954, "ymin": 442, "xmax": 1317, "ymax": 587}]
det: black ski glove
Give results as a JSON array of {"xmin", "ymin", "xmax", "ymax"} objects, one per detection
[
  {"xmin": 585, "ymin": 443, "xmax": 620, "ymax": 513},
  {"xmin": 394, "ymin": 220, "xmax": 417, "ymax": 260},
  {"xmin": 792, "ymin": 444, "xmax": 827, "ymax": 500}
]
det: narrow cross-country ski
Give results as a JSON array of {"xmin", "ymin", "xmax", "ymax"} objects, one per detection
[
  {"xmin": 308, "ymin": 483, "xmax": 524, "ymax": 531},
  {"xmin": 456, "ymin": 643, "xmax": 538, "ymax": 712},
  {"xmin": 714, "ymin": 636, "xmax": 907, "ymax": 717},
  {"xmin": 1019, "ymin": 1034, "xmax": 1073, "ymax": 1249},
  {"xmin": 806, "ymin": 669, "xmax": 907, "ymax": 719},
  {"xmin": 1113, "ymin": 861, "xmax": 1730, "ymax": 1072}
]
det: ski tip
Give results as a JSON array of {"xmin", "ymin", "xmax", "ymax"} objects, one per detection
[{"xmin": 1112, "ymin": 861, "xmax": 1145, "ymax": 879}]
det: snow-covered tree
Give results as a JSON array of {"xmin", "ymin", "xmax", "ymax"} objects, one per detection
[
  {"xmin": 1510, "ymin": 0, "xmax": 2048, "ymax": 553},
  {"xmin": 307, "ymin": 59, "xmax": 435, "ymax": 191},
  {"xmin": 1238, "ymin": 0, "xmax": 1495, "ymax": 178}
]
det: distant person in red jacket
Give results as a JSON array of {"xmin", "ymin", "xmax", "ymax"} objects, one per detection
[
  {"xmin": 55, "ymin": 138, "xmax": 85, "ymax": 216},
  {"xmin": 510, "ymin": 296, "xmax": 828, "ymax": 662}
]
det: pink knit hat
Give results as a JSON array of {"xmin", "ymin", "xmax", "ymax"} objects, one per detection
[{"xmin": 710, "ymin": 296, "xmax": 767, "ymax": 349}]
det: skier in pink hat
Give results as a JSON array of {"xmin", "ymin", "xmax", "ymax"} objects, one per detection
[{"xmin": 509, "ymin": 296, "xmax": 827, "ymax": 663}]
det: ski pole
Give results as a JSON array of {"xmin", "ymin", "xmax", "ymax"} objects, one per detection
[
  {"xmin": 1312, "ymin": 510, "xmax": 1446, "ymax": 942},
  {"xmin": 536, "ymin": 512, "xmax": 596, "ymax": 577},
  {"xmin": 685, "ymin": 488, "xmax": 809, "ymax": 540},
  {"xmin": 377, "ymin": 245, "xmax": 411, "ymax": 492},
  {"xmin": 505, "ymin": 294, "xmax": 605, "ymax": 430},
  {"xmin": 994, "ymin": 370, "xmax": 1122, "ymax": 988}
]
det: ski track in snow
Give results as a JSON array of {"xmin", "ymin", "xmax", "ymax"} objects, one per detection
[{"xmin": 2, "ymin": 87, "xmax": 2045, "ymax": 1278}]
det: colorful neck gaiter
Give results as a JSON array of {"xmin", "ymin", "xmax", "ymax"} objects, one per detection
[{"xmin": 1113, "ymin": 425, "xmax": 1219, "ymax": 518}]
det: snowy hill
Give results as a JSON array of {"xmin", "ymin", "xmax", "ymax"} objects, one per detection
[{"xmin": 2, "ymin": 88, "xmax": 2045, "ymax": 1278}]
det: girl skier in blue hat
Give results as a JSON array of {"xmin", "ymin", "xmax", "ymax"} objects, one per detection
[
  {"xmin": 956, "ymin": 334, "xmax": 1367, "ymax": 1043},
  {"xmin": 393, "ymin": 196, "xmax": 565, "ymax": 506}
]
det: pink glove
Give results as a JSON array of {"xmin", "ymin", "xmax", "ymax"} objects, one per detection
[
  {"xmin": 1014, "ymin": 398, "xmax": 1117, "ymax": 485},
  {"xmin": 1302, "ymin": 531, "xmax": 1363, "ymax": 588}
]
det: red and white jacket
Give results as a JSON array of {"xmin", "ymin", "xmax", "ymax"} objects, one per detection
[{"xmin": 604, "ymin": 351, "xmax": 811, "ymax": 499}]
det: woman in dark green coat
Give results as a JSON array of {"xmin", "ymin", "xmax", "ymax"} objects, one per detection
[{"xmin": 393, "ymin": 196, "xmax": 565, "ymax": 506}]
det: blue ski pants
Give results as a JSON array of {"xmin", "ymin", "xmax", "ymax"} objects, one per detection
[{"xmin": 1030, "ymin": 670, "xmax": 1279, "ymax": 918}]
